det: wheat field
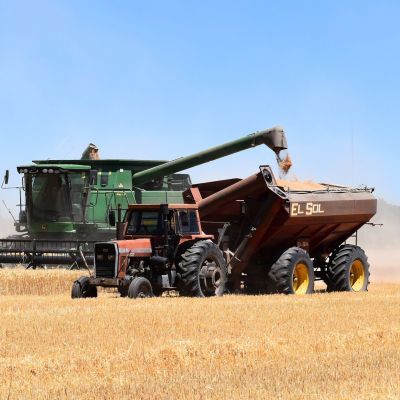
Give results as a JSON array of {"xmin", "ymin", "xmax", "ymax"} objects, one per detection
[{"xmin": 0, "ymin": 269, "xmax": 399, "ymax": 400}]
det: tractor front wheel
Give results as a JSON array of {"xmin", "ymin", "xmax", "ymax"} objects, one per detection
[
  {"xmin": 178, "ymin": 240, "xmax": 227, "ymax": 297},
  {"xmin": 127, "ymin": 277, "xmax": 154, "ymax": 299},
  {"xmin": 327, "ymin": 245, "xmax": 370, "ymax": 292},
  {"xmin": 266, "ymin": 247, "xmax": 314, "ymax": 294},
  {"xmin": 71, "ymin": 276, "xmax": 97, "ymax": 299}
]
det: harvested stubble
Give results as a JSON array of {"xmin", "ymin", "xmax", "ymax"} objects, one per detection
[{"xmin": 0, "ymin": 270, "xmax": 399, "ymax": 400}]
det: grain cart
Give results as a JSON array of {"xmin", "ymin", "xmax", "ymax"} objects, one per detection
[
  {"xmin": 187, "ymin": 166, "xmax": 377, "ymax": 294},
  {"xmin": 71, "ymin": 203, "xmax": 226, "ymax": 298},
  {"xmin": 0, "ymin": 126, "xmax": 287, "ymax": 269}
]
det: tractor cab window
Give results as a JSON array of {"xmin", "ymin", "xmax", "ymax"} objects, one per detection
[
  {"xmin": 177, "ymin": 210, "xmax": 199, "ymax": 234},
  {"xmin": 126, "ymin": 210, "xmax": 163, "ymax": 235}
]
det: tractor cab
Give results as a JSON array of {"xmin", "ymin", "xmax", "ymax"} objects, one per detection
[
  {"xmin": 116, "ymin": 203, "xmax": 212, "ymax": 265},
  {"xmin": 123, "ymin": 203, "xmax": 204, "ymax": 239},
  {"xmin": 73, "ymin": 203, "xmax": 226, "ymax": 299}
]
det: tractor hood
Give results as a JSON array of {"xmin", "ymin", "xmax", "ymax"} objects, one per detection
[{"xmin": 114, "ymin": 239, "xmax": 152, "ymax": 257}]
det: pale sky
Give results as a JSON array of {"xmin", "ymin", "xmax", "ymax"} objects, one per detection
[{"xmin": 1, "ymin": 0, "xmax": 399, "ymax": 219}]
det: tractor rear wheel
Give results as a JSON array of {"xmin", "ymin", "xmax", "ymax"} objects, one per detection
[
  {"xmin": 127, "ymin": 277, "xmax": 154, "ymax": 299},
  {"xmin": 266, "ymin": 247, "xmax": 314, "ymax": 294},
  {"xmin": 71, "ymin": 276, "xmax": 97, "ymax": 299},
  {"xmin": 327, "ymin": 245, "xmax": 370, "ymax": 292},
  {"xmin": 178, "ymin": 240, "xmax": 227, "ymax": 297}
]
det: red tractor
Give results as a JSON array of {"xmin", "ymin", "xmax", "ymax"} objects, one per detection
[{"xmin": 71, "ymin": 204, "xmax": 227, "ymax": 298}]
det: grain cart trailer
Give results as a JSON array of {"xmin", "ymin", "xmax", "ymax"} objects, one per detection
[
  {"xmin": 187, "ymin": 166, "xmax": 377, "ymax": 294},
  {"xmin": 0, "ymin": 127, "xmax": 287, "ymax": 269}
]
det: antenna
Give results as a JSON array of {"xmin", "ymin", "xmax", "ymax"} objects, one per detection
[
  {"xmin": 2, "ymin": 200, "xmax": 16, "ymax": 223},
  {"xmin": 351, "ymin": 127, "xmax": 355, "ymax": 187}
]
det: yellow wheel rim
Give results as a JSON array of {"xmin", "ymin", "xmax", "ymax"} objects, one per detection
[
  {"xmin": 349, "ymin": 259, "xmax": 365, "ymax": 291},
  {"xmin": 293, "ymin": 262, "xmax": 309, "ymax": 294}
]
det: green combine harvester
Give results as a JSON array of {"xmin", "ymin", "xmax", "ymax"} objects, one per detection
[{"xmin": 0, "ymin": 127, "xmax": 287, "ymax": 268}]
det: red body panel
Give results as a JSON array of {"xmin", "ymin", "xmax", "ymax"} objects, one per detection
[{"xmin": 112, "ymin": 239, "xmax": 152, "ymax": 278}]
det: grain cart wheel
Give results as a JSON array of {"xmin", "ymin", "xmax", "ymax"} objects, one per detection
[
  {"xmin": 327, "ymin": 245, "xmax": 370, "ymax": 292},
  {"xmin": 127, "ymin": 277, "xmax": 154, "ymax": 299},
  {"xmin": 267, "ymin": 247, "xmax": 314, "ymax": 295},
  {"xmin": 71, "ymin": 276, "xmax": 97, "ymax": 299},
  {"xmin": 178, "ymin": 240, "xmax": 227, "ymax": 297}
]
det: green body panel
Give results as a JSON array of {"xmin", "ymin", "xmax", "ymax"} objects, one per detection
[
  {"xmin": 29, "ymin": 221, "xmax": 75, "ymax": 234},
  {"xmin": 138, "ymin": 191, "xmax": 185, "ymax": 204},
  {"xmin": 86, "ymin": 189, "xmax": 136, "ymax": 227}
]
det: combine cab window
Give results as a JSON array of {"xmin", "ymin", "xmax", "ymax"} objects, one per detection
[
  {"xmin": 26, "ymin": 172, "xmax": 88, "ymax": 223},
  {"xmin": 178, "ymin": 210, "xmax": 199, "ymax": 234},
  {"xmin": 126, "ymin": 210, "xmax": 163, "ymax": 235}
]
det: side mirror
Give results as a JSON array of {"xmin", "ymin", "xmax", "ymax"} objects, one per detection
[
  {"xmin": 108, "ymin": 210, "xmax": 116, "ymax": 227},
  {"xmin": 3, "ymin": 170, "xmax": 9, "ymax": 185}
]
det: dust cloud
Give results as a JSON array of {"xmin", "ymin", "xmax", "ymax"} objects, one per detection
[
  {"xmin": 357, "ymin": 199, "xmax": 400, "ymax": 282},
  {"xmin": 0, "ymin": 214, "xmax": 15, "ymax": 238}
]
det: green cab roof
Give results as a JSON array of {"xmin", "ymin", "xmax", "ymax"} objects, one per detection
[
  {"xmin": 17, "ymin": 164, "xmax": 91, "ymax": 173},
  {"xmin": 32, "ymin": 159, "xmax": 168, "ymax": 167},
  {"xmin": 17, "ymin": 159, "xmax": 169, "ymax": 174}
]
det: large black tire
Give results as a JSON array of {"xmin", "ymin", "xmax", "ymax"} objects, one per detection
[
  {"xmin": 118, "ymin": 285, "xmax": 129, "ymax": 298},
  {"xmin": 326, "ymin": 245, "xmax": 370, "ymax": 292},
  {"xmin": 266, "ymin": 247, "xmax": 314, "ymax": 294},
  {"xmin": 178, "ymin": 240, "xmax": 227, "ymax": 297},
  {"xmin": 71, "ymin": 276, "xmax": 97, "ymax": 299},
  {"xmin": 127, "ymin": 277, "xmax": 154, "ymax": 299}
]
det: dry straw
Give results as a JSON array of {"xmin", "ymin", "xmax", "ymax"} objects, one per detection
[{"xmin": 0, "ymin": 269, "xmax": 399, "ymax": 399}]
